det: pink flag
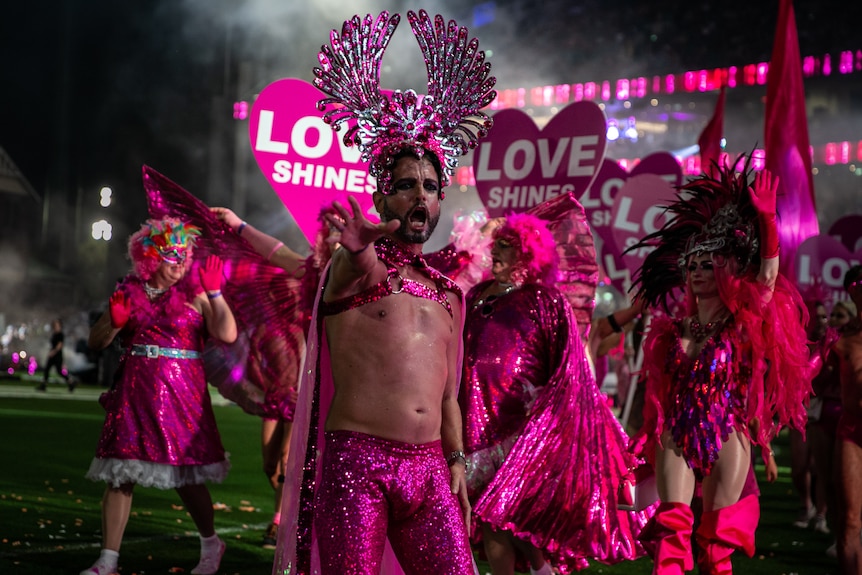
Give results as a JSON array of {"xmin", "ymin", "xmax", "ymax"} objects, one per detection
[
  {"xmin": 697, "ymin": 86, "xmax": 726, "ymax": 177},
  {"xmin": 764, "ymin": 0, "xmax": 819, "ymax": 275}
]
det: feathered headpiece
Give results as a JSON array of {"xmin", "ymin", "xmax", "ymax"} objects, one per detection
[
  {"xmin": 139, "ymin": 217, "xmax": 201, "ymax": 264},
  {"xmin": 629, "ymin": 155, "xmax": 761, "ymax": 310},
  {"xmin": 495, "ymin": 212, "xmax": 558, "ymax": 286},
  {"xmin": 313, "ymin": 10, "xmax": 497, "ymax": 194}
]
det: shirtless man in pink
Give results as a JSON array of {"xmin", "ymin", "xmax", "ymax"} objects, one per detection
[
  {"xmin": 274, "ymin": 149, "xmax": 474, "ymax": 575},
  {"xmin": 834, "ymin": 264, "xmax": 862, "ymax": 575},
  {"xmin": 273, "ymin": 11, "xmax": 495, "ymax": 573}
]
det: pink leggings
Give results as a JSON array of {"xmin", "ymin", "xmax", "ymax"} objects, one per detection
[{"xmin": 315, "ymin": 430, "xmax": 474, "ymax": 575}]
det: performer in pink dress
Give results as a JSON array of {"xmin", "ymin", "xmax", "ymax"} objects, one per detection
[
  {"xmin": 460, "ymin": 213, "xmax": 652, "ymax": 575},
  {"xmin": 628, "ymin": 161, "xmax": 811, "ymax": 574},
  {"xmin": 82, "ymin": 215, "xmax": 237, "ymax": 575}
]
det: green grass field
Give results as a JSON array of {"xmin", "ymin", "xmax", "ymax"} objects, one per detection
[{"xmin": 0, "ymin": 380, "xmax": 839, "ymax": 574}]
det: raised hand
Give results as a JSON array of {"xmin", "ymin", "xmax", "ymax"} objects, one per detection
[
  {"xmin": 210, "ymin": 207, "xmax": 243, "ymax": 231},
  {"xmin": 325, "ymin": 196, "xmax": 399, "ymax": 254},
  {"xmin": 750, "ymin": 169, "xmax": 780, "ymax": 258},
  {"xmin": 750, "ymin": 169, "xmax": 778, "ymax": 216},
  {"xmin": 199, "ymin": 255, "xmax": 225, "ymax": 293},
  {"xmin": 109, "ymin": 291, "xmax": 131, "ymax": 329}
]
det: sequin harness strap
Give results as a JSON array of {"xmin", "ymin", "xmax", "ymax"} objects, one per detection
[{"xmin": 319, "ymin": 237, "xmax": 461, "ymax": 318}]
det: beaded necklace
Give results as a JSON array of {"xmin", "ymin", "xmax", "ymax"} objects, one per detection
[{"xmin": 689, "ymin": 315, "xmax": 728, "ymax": 342}]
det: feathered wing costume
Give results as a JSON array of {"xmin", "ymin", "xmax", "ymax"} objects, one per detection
[
  {"xmin": 143, "ymin": 166, "xmax": 304, "ymax": 421},
  {"xmin": 275, "ymin": 10, "xmax": 496, "ymax": 575}
]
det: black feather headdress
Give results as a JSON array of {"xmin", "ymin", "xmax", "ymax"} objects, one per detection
[{"xmin": 628, "ymin": 154, "xmax": 761, "ymax": 311}]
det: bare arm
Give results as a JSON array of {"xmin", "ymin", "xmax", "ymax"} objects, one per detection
[
  {"xmin": 593, "ymin": 298, "xmax": 645, "ymax": 343},
  {"xmin": 323, "ymin": 197, "xmax": 399, "ymax": 300},
  {"xmin": 210, "ymin": 206, "xmax": 306, "ymax": 276},
  {"xmin": 198, "ymin": 293, "xmax": 238, "ymax": 344},
  {"xmin": 88, "ymin": 310, "xmax": 121, "ymax": 351},
  {"xmin": 440, "ymin": 295, "xmax": 470, "ymax": 526}
]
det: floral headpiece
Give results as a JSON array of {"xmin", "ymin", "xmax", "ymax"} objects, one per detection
[
  {"xmin": 140, "ymin": 217, "xmax": 201, "ymax": 264},
  {"xmin": 313, "ymin": 10, "xmax": 497, "ymax": 194},
  {"xmin": 628, "ymin": 154, "xmax": 761, "ymax": 310}
]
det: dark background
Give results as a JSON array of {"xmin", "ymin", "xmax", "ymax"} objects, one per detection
[{"xmin": 1, "ymin": 0, "xmax": 860, "ymax": 318}]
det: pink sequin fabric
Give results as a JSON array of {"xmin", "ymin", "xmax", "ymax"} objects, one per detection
[
  {"xmin": 313, "ymin": 431, "xmax": 473, "ymax": 575},
  {"xmin": 635, "ymin": 274, "xmax": 813, "ymax": 468},
  {"xmin": 85, "ymin": 279, "xmax": 229, "ymax": 488},
  {"xmin": 274, "ymin": 254, "xmax": 471, "ymax": 575},
  {"xmin": 143, "ymin": 165, "xmax": 304, "ymax": 421},
  {"xmin": 460, "ymin": 281, "xmax": 652, "ymax": 573},
  {"xmin": 648, "ymin": 317, "xmax": 751, "ymax": 473}
]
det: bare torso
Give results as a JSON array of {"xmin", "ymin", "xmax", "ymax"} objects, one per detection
[
  {"xmin": 835, "ymin": 324, "xmax": 862, "ymax": 417},
  {"xmin": 323, "ymin": 262, "xmax": 459, "ymax": 444}
]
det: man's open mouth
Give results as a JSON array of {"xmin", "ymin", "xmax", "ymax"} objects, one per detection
[{"xmin": 408, "ymin": 206, "xmax": 428, "ymax": 227}]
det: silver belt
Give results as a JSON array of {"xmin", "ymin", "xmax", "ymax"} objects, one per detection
[{"xmin": 129, "ymin": 344, "xmax": 201, "ymax": 359}]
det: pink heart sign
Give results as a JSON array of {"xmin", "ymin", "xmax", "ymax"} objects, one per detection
[
  {"xmin": 248, "ymin": 78, "xmax": 376, "ymax": 245},
  {"xmin": 794, "ymin": 233, "xmax": 862, "ymax": 303},
  {"xmin": 473, "ymin": 101, "xmax": 607, "ymax": 218},
  {"xmin": 584, "ymin": 153, "xmax": 683, "ymax": 292},
  {"xmin": 827, "ymin": 214, "xmax": 862, "ymax": 252},
  {"xmin": 608, "ymin": 173, "xmax": 679, "ymax": 293}
]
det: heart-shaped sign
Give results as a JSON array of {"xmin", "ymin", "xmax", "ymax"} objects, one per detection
[
  {"xmin": 828, "ymin": 214, "xmax": 862, "ymax": 253},
  {"xmin": 473, "ymin": 101, "xmax": 607, "ymax": 218},
  {"xmin": 584, "ymin": 153, "xmax": 683, "ymax": 293},
  {"xmin": 608, "ymin": 173, "xmax": 679, "ymax": 293},
  {"xmin": 249, "ymin": 78, "xmax": 376, "ymax": 245},
  {"xmin": 794, "ymin": 233, "xmax": 862, "ymax": 303}
]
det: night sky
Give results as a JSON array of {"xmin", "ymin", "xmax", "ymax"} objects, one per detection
[{"xmin": 2, "ymin": 0, "xmax": 860, "ymax": 269}]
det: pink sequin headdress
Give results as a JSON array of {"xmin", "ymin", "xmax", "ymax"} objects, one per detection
[{"xmin": 313, "ymin": 10, "xmax": 497, "ymax": 194}]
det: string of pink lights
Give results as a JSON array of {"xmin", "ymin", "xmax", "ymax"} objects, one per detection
[{"xmin": 490, "ymin": 49, "xmax": 862, "ymax": 109}]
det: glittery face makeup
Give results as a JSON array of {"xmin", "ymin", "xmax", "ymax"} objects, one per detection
[
  {"xmin": 378, "ymin": 156, "xmax": 441, "ymax": 244},
  {"xmin": 686, "ymin": 254, "xmax": 718, "ymax": 297}
]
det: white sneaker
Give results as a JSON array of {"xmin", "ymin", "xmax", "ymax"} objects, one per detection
[
  {"xmin": 826, "ymin": 542, "xmax": 837, "ymax": 558},
  {"xmin": 813, "ymin": 515, "xmax": 830, "ymax": 534},
  {"xmin": 191, "ymin": 537, "xmax": 226, "ymax": 575},
  {"xmin": 792, "ymin": 505, "xmax": 816, "ymax": 528}
]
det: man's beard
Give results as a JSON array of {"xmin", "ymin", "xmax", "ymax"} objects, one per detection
[{"xmin": 380, "ymin": 200, "xmax": 440, "ymax": 244}]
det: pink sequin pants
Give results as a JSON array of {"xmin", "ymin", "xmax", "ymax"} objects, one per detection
[{"xmin": 315, "ymin": 430, "xmax": 473, "ymax": 575}]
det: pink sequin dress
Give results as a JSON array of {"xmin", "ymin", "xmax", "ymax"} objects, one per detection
[
  {"xmin": 634, "ymin": 274, "xmax": 812, "ymax": 471},
  {"xmin": 85, "ymin": 278, "xmax": 230, "ymax": 489},
  {"xmin": 460, "ymin": 280, "xmax": 652, "ymax": 573}
]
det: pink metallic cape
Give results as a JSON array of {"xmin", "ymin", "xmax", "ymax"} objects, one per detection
[
  {"xmin": 273, "ymin": 261, "xmax": 472, "ymax": 575},
  {"xmin": 635, "ymin": 273, "xmax": 812, "ymax": 465},
  {"xmin": 461, "ymin": 282, "xmax": 652, "ymax": 573},
  {"xmin": 143, "ymin": 166, "xmax": 304, "ymax": 421}
]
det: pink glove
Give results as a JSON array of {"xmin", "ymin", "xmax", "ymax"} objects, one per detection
[
  {"xmin": 109, "ymin": 291, "xmax": 131, "ymax": 329},
  {"xmin": 750, "ymin": 170, "xmax": 779, "ymax": 258},
  {"xmin": 199, "ymin": 255, "xmax": 224, "ymax": 293}
]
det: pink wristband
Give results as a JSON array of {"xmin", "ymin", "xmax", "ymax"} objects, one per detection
[{"xmin": 266, "ymin": 241, "xmax": 285, "ymax": 261}]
